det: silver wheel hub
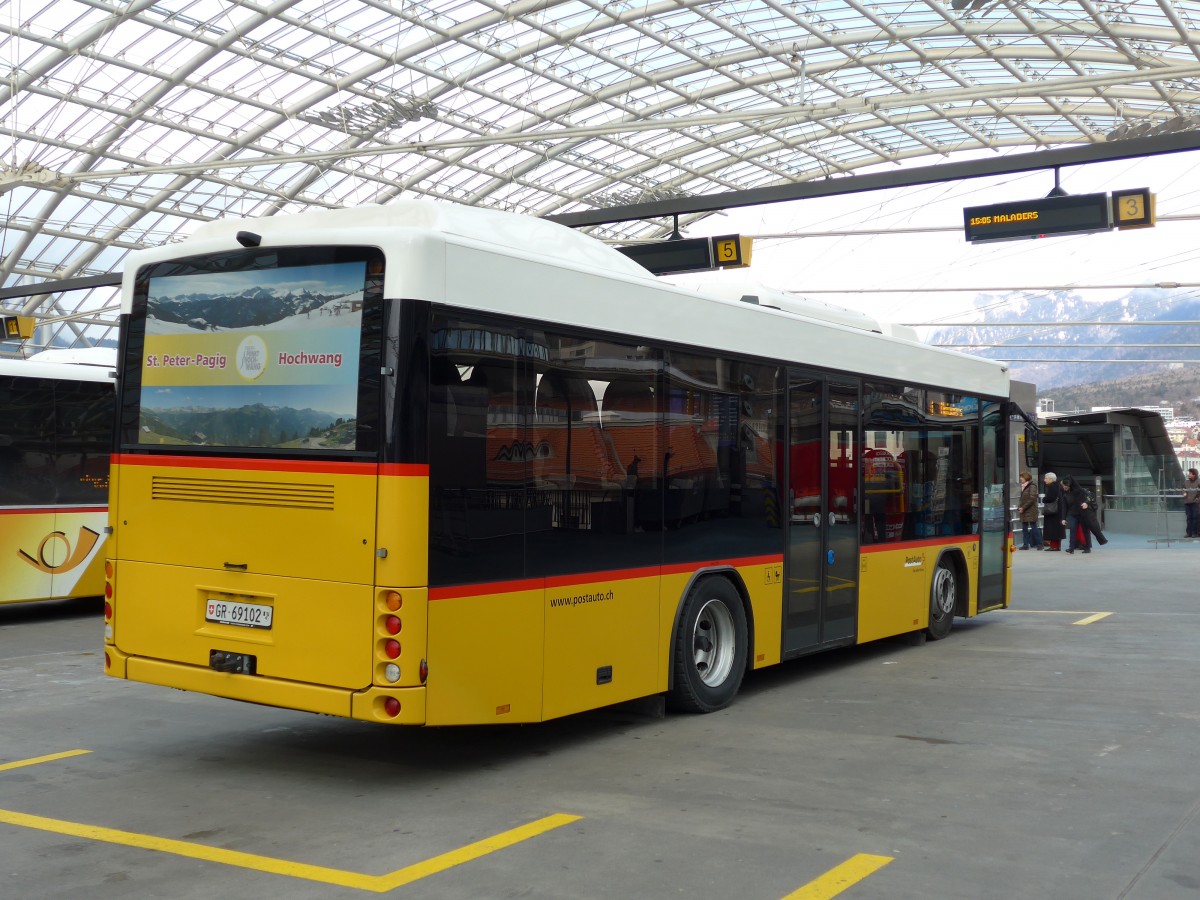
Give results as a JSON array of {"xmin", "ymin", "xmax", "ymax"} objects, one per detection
[
  {"xmin": 692, "ymin": 598, "xmax": 736, "ymax": 687},
  {"xmin": 931, "ymin": 566, "xmax": 955, "ymax": 618}
]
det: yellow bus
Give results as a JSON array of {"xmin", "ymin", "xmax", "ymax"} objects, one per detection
[
  {"xmin": 103, "ymin": 202, "xmax": 1012, "ymax": 724},
  {"xmin": 1, "ymin": 350, "xmax": 114, "ymax": 605}
]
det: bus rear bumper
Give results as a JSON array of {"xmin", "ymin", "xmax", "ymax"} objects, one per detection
[
  {"xmin": 106, "ymin": 649, "xmax": 427, "ymax": 724},
  {"xmin": 351, "ymin": 685, "xmax": 427, "ymax": 725}
]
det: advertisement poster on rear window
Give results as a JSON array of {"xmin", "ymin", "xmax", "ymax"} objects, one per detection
[{"xmin": 138, "ymin": 262, "xmax": 365, "ymax": 450}]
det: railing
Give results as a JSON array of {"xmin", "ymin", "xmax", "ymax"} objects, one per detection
[
  {"xmin": 1011, "ymin": 490, "xmax": 1193, "ymax": 542},
  {"xmin": 1104, "ymin": 491, "xmax": 1184, "ymax": 513},
  {"xmin": 1102, "ymin": 491, "xmax": 1188, "ymax": 542}
]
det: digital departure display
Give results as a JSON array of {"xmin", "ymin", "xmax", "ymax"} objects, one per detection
[
  {"xmin": 618, "ymin": 237, "xmax": 714, "ymax": 275},
  {"xmin": 963, "ymin": 193, "xmax": 1112, "ymax": 243}
]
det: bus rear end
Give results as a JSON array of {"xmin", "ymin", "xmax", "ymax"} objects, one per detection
[{"xmin": 103, "ymin": 241, "xmax": 427, "ymax": 723}]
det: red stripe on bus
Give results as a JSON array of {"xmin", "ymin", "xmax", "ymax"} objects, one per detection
[
  {"xmin": 432, "ymin": 555, "xmax": 786, "ymax": 600},
  {"xmin": 379, "ymin": 463, "xmax": 429, "ymax": 476},
  {"xmin": 430, "ymin": 579, "xmax": 546, "ymax": 601},
  {"xmin": 861, "ymin": 535, "xmax": 977, "ymax": 554},
  {"xmin": 662, "ymin": 554, "xmax": 783, "ymax": 576},
  {"xmin": 0, "ymin": 506, "xmax": 106, "ymax": 516},
  {"xmin": 546, "ymin": 566, "xmax": 659, "ymax": 588},
  {"xmin": 112, "ymin": 454, "xmax": 378, "ymax": 475}
]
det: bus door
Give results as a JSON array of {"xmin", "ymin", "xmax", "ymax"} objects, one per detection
[
  {"xmin": 783, "ymin": 374, "xmax": 859, "ymax": 657},
  {"xmin": 978, "ymin": 400, "xmax": 1008, "ymax": 610}
]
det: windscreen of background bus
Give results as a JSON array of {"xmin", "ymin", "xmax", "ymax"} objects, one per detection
[{"xmin": 131, "ymin": 255, "xmax": 373, "ymax": 451}]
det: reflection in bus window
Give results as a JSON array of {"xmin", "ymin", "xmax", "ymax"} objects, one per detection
[{"xmin": 862, "ymin": 383, "xmax": 978, "ymax": 543}]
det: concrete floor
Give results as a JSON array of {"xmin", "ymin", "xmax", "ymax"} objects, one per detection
[{"xmin": 1, "ymin": 540, "xmax": 1198, "ymax": 899}]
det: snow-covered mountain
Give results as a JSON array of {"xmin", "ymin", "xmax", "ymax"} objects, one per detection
[
  {"xmin": 149, "ymin": 287, "xmax": 357, "ymax": 330},
  {"xmin": 926, "ymin": 287, "xmax": 1200, "ymax": 389}
]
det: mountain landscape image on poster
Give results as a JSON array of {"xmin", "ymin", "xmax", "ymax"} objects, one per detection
[
  {"xmin": 148, "ymin": 285, "xmax": 360, "ymax": 331},
  {"xmin": 139, "ymin": 403, "xmax": 354, "ymax": 449}
]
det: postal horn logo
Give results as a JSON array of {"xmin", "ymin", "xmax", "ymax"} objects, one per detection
[
  {"xmin": 236, "ymin": 334, "xmax": 267, "ymax": 380},
  {"xmin": 18, "ymin": 526, "xmax": 101, "ymax": 575}
]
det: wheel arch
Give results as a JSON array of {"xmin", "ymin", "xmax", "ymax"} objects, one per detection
[{"xmin": 666, "ymin": 565, "xmax": 755, "ymax": 692}]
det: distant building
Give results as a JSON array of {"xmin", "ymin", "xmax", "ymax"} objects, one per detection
[
  {"xmin": 1039, "ymin": 408, "xmax": 1185, "ymax": 533},
  {"xmin": 1091, "ymin": 404, "xmax": 1175, "ymax": 422}
]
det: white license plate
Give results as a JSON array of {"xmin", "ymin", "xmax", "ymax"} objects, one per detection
[{"xmin": 205, "ymin": 598, "xmax": 273, "ymax": 629}]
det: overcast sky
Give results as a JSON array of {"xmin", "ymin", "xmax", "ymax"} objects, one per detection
[{"xmin": 674, "ymin": 148, "xmax": 1200, "ymax": 332}]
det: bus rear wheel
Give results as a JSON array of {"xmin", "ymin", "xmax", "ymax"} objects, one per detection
[
  {"xmin": 668, "ymin": 577, "xmax": 748, "ymax": 713},
  {"xmin": 927, "ymin": 557, "xmax": 957, "ymax": 640}
]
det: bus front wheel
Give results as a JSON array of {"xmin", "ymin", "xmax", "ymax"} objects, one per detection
[
  {"xmin": 926, "ymin": 557, "xmax": 957, "ymax": 640},
  {"xmin": 668, "ymin": 577, "xmax": 748, "ymax": 713}
]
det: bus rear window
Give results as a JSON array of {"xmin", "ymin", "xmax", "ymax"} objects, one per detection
[{"xmin": 133, "ymin": 254, "xmax": 377, "ymax": 451}]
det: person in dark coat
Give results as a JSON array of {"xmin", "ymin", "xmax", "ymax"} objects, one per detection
[
  {"xmin": 1060, "ymin": 475, "xmax": 1108, "ymax": 554},
  {"xmin": 1183, "ymin": 468, "xmax": 1200, "ymax": 538},
  {"xmin": 1017, "ymin": 470, "xmax": 1043, "ymax": 549},
  {"xmin": 1041, "ymin": 472, "xmax": 1065, "ymax": 551}
]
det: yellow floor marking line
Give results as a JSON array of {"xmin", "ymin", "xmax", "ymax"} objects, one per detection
[
  {"xmin": 0, "ymin": 750, "xmax": 90, "ymax": 772},
  {"xmin": 1008, "ymin": 610, "xmax": 1111, "ymax": 616},
  {"xmin": 0, "ymin": 808, "xmax": 580, "ymax": 893},
  {"xmin": 1073, "ymin": 612, "xmax": 1113, "ymax": 625},
  {"xmin": 782, "ymin": 853, "xmax": 893, "ymax": 900}
]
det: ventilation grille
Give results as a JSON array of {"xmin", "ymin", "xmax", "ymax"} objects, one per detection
[{"xmin": 152, "ymin": 476, "xmax": 334, "ymax": 511}]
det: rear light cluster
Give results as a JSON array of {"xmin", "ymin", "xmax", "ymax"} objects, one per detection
[
  {"xmin": 376, "ymin": 589, "xmax": 428, "ymax": 720},
  {"xmin": 377, "ymin": 590, "xmax": 404, "ymax": 717},
  {"xmin": 103, "ymin": 560, "xmax": 115, "ymax": 669}
]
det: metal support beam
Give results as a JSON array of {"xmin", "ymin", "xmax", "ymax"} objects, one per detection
[
  {"xmin": 0, "ymin": 273, "xmax": 121, "ymax": 302},
  {"xmin": 544, "ymin": 132, "xmax": 1200, "ymax": 228}
]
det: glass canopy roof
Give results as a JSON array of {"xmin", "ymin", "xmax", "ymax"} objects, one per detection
[{"xmin": 2, "ymin": 0, "xmax": 1199, "ymax": 351}]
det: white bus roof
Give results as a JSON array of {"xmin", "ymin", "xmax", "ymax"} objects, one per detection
[
  {"xmin": 0, "ymin": 353, "xmax": 115, "ymax": 383},
  {"xmin": 26, "ymin": 347, "xmax": 117, "ymax": 368},
  {"xmin": 123, "ymin": 201, "xmax": 1007, "ymax": 398}
]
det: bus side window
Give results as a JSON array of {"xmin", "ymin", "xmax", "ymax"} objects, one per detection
[
  {"xmin": 53, "ymin": 379, "xmax": 112, "ymax": 503},
  {"xmin": 428, "ymin": 356, "xmax": 485, "ymax": 489},
  {"xmin": 602, "ymin": 379, "xmax": 662, "ymax": 531},
  {"xmin": 0, "ymin": 375, "xmax": 55, "ymax": 505},
  {"xmin": 428, "ymin": 342, "xmax": 525, "ymax": 586}
]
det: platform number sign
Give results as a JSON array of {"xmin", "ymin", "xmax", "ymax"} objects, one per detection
[
  {"xmin": 618, "ymin": 234, "xmax": 753, "ymax": 275},
  {"xmin": 1111, "ymin": 188, "xmax": 1155, "ymax": 230},
  {"xmin": 711, "ymin": 234, "xmax": 752, "ymax": 269}
]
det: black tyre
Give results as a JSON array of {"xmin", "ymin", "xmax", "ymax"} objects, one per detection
[
  {"xmin": 667, "ymin": 577, "xmax": 748, "ymax": 713},
  {"xmin": 926, "ymin": 556, "xmax": 957, "ymax": 640}
]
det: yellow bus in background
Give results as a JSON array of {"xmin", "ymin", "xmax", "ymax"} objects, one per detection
[
  {"xmin": 103, "ymin": 202, "xmax": 1012, "ymax": 725},
  {"xmin": 1, "ymin": 350, "xmax": 114, "ymax": 605}
]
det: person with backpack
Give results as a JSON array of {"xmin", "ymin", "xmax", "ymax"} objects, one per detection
[
  {"xmin": 1017, "ymin": 471, "xmax": 1043, "ymax": 550},
  {"xmin": 1061, "ymin": 475, "xmax": 1108, "ymax": 554}
]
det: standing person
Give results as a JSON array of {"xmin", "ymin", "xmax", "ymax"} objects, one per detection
[
  {"xmin": 1062, "ymin": 476, "xmax": 1108, "ymax": 554},
  {"xmin": 1061, "ymin": 476, "xmax": 1088, "ymax": 554},
  {"xmin": 1184, "ymin": 468, "xmax": 1200, "ymax": 538},
  {"xmin": 1017, "ymin": 471, "xmax": 1044, "ymax": 550},
  {"xmin": 1041, "ymin": 472, "xmax": 1065, "ymax": 551}
]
